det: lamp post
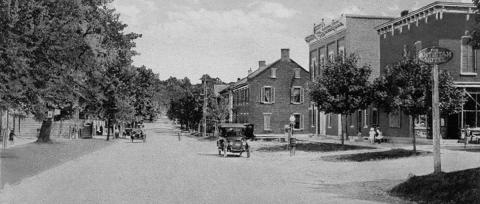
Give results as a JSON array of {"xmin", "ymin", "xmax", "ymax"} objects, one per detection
[{"xmin": 289, "ymin": 115, "xmax": 296, "ymax": 156}]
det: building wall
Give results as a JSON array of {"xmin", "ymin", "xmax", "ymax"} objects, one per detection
[
  {"xmin": 378, "ymin": 11, "xmax": 480, "ymax": 138},
  {"xmin": 346, "ymin": 17, "xmax": 393, "ymax": 79},
  {"xmin": 307, "ymin": 16, "xmax": 392, "ymax": 138},
  {"xmin": 246, "ymin": 60, "xmax": 312, "ymax": 134}
]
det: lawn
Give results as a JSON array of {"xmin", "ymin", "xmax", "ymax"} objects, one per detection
[
  {"xmin": 256, "ymin": 141, "xmax": 375, "ymax": 152},
  {"xmin": 390, "ymin": 168, "xmax": 480, "ymax": 204},
  {"xmin": 322, "ymin": 149, "xmax": 430, "ymax": 162}
]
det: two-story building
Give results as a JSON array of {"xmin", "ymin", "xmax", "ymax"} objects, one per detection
[
  {"xmin": 375, "ymin": 1, "xmax": 480, "ymax": 141},
  {"xmin": 220, "ymin": 49, "xmax": 313, "ymax": 135},
  {"xmin": 305, "ymin": 14, "xmax": 393, "ymax": 138}
]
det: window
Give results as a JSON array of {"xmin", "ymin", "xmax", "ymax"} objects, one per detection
[
  {"xmin": 463, "ymin": 92, "xmax": 480, "ymax": 128},
  {"xmin": 271, "ymin": 68, "xmax": 277, "ymax": 78},
  {"xmin": 261, "ymin": 86, "xmax": 275, "ymax": 104},
  {"xmin": 388, "ymin": 110, "xmax": 401, "ymax": 128},
  {"xmin": 415, "ymin": 115, "xmax": 427, "ymax": 129},
  {"xmin": 320, "ymin": 54, "xmax": 325, "ymax": 67},
  {"xmin": 461, "ymin": 35, "xmax": 477, "ymax": 74},
  {"xmin": 338, "ymin": 46, "xmax": 345, "ymax": 62},
  {"xmin": 328, "ymin": 51, "xmax": 335, "ymax": 62},
  {"xmin": 291, "ymin": 87, "xmax": 304, "ymax": 104},
  {"xmin": 293, "ymin": 113, "xmax": 304, "ymax": 130},
  {"xmin": 294, "ymin": 68, "xmax": 301, "ymax": 78},
  {"xmin": 263, "ymin": 113, "xmax": 272, "ymax": 131},
  {"xmin": 363, "ymin": 109, "xmax": 369, "ymax": 128},
  {"xmin": 311, "ymin": 58, "xmax": 316, "ymax": 81},
  {"xmin": 327, "ymin": 114, "xmax": 332, "ymax": 128},
  {"xmin": 371, "ymin": 108, "xmax": 379, "ymax": 126}
]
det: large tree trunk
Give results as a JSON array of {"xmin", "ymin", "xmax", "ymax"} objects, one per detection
[
  {"xmin": 106, "ymin": 118, "xmax": 111, "ymax": 141},
  {"xmin": 340, "ymin": 114, "xmax": 345, "ymax": 145},
  {"xmin": 37, "ymin": 119, "xmax": 53, "ymax": 143},
  {"xmin": 410, "ymin": 115, "xmax": 416, "ymax": 153}
]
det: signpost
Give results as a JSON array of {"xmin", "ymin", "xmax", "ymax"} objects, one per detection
[{"xmin": 418, "ymin": 47, "xmax": 453, "ymax": 173}]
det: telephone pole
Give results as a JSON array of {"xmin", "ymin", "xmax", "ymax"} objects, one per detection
[{"xmin": 203, "ymin": 75, "xmax": 207, "ymax": 137}]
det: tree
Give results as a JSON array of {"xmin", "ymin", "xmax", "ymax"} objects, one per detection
[
  {"xmin": 373, "ymin": 58, "xmax": 465, "ymax": 152},
  {"xmin": 208, "ymin": 96, "xmax": 229, "ymax": 136},
  {"xmin": 310, "ymin": 54, "xmax": 373, "ymax": 145}
]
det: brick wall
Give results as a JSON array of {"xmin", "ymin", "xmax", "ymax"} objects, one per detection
[{"xmin": 243, "ymin": 59, "xmax": 312, "ymax": 134}]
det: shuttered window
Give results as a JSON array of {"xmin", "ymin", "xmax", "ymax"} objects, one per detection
[
  {"xmin": 291, "ymin": 87, "xmax": 304, "ymax": 104},
  {"xmin": 263, "ymin": 113, "xmax": 272, "ymax": 131},
  {"xmin": 461, "ymin": 35, "xmax": 476, "ymax": 74},
  {"xmin": 261, "ymin": 86, "xmax": 275, "ymax": 104},
  {"xmin": 293, "ymin": 113, "xmax": 303, "ymax": 130}
]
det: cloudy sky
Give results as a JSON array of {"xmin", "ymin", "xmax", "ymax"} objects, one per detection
[{"xmin": 111, "ymin": 0, "xmax": 471, "ymax": 83}]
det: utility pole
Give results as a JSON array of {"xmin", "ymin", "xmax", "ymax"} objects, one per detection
[{"xmin": 203, "ymin": 75, "xmax": 207, "ymax": 137}]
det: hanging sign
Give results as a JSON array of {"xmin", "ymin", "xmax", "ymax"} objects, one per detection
[{"xmin": 418, "ymin": 47, "xmax": 453, "ymax": 65}]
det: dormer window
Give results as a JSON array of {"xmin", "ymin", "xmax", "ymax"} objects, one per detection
[
  {"xmin": 271, "ymin": 68, "xmax": 277, "ymax": 78},
  {"xmin": 294, "ymin": 68, "xmax": 301, "ymax": 78}
]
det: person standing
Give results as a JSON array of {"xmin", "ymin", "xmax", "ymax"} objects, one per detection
[{"xmin": 9, "ymin": 129, "xmax": 15, "ymax": 145}]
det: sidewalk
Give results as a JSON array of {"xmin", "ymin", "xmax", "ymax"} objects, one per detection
[
  {"xmin": 1, "ymin": 138, "xmax": 115, "ymax": 189},
  {"xmin": 1, "ymin": 136, "xmax": 37, "ymax": 150}
]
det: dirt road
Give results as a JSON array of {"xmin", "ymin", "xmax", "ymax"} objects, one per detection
[{"xmin": 1, "ymin": 119, "xmax": 409, "ymax": 204}]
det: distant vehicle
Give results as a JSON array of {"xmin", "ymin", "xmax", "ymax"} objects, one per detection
[
  {"xmin": 216, "ymin": 123, "xmax": 254, "ymax": 158},
  {"xmin": 131, "ymin": 128, "xmax": 146, "ymax": 143}
]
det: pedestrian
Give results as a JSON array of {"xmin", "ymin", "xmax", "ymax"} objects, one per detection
[
  {"xmin": 368, "ymin": 127, "xmax": 375, "ymax": 144},
  {"xmin": 375, "ymin": 127, "xmax": 384, "ymax": 144},
  {"xmin": 9, "ymin": 129, "xmax": 15, "ymax": 145}
]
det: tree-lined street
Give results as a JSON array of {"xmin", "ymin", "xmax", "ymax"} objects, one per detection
[{"xmin": 2, "ymin": 118, "xmax": 480, "ymax": 203}]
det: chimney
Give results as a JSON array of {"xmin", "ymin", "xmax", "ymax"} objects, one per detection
[
  {"xmin": 248, "ymin": 68, "xmax": 253, "ymax": 75},
  {"xmin": 258, "ymin": 60, "xmax": 266, "ymax": 69},
  {"xmin": 281, "ymin": 48, "xmax": 290, "ymax": 62},
  {"xmin": 401, "ymin": 10, "xmax": 409, "ymax": 17}
]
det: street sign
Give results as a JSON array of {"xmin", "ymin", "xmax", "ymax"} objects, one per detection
[
  {"xmin": 418, "ymin": 47, "xmax": 453, "ymax": 65},
  {"xmin": 54, "ymin": 109, "xmax": 61, "ymax": 116},
  {"xmin": 47, "ymin": 111, "xmax": 53, "ymax": 118},
  {"xmin": 417, "ymin": 46, "xmax": 451, "ymax": 173}
]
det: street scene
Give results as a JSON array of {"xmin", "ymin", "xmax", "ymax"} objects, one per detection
[
  {"xmin": 1, "ymin": 117, "xmax": 480, "ymax": 204},
  {"xmin": 1, "ymin": 0, "xmax": 480, "ymax": 203}
]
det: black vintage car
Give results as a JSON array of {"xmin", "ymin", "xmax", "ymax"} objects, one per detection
[
  {"xmin": 217, "ymin": 123, "xmax": 254, "ymax": 158},
  {"xmin": 130, "ymin": 128, "xmax": 146, "ymax": 143}
]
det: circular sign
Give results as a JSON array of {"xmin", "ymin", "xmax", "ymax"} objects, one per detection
[{"xmin": 418, "ymin": 47, "xmax": 453, "ymax": 65}]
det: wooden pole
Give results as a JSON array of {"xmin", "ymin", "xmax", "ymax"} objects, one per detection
[{"xmin": 432, "ymin": 64, "xmax": 442, "ymax": 173}]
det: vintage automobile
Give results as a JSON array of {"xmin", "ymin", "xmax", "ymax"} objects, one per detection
[
  {"xmin": 216, "ymin": 123, "xmax": 254, "ymax": 158},
  {"xmin": 130, "ymin": 128, "xmax": 146, "ymax": 143}
]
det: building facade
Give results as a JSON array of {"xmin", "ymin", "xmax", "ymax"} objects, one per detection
[
  {"xmin": 305, "ymin": 14, "xmax": 393, "ymax": 138},
  {"xmin": 221, "ymin": 49, "xmax": 313, "ymax": 135},
  {"xmin": 376, "ymin": 1, "xmax": 480, "ymax": 140}
]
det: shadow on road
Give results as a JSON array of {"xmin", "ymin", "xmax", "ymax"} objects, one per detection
[
  {"xmin": 310, "ymin": 179, "xmax": 411, "ymax": 204},
  {"xmin": 1, "ymin": 139, "xmax": 114, "ymax": 189},
  {"xmin": 256, "ymin": 141, "xmax": 375, "ymax": 153}
]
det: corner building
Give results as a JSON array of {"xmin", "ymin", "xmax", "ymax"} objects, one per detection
[
  {"xmin": 376, "ymin": 1, "xmax": 480, "ymax": 140},
  {"xmin": 305, "ymin": 15, "xmax": 393, "ymax": 138}
]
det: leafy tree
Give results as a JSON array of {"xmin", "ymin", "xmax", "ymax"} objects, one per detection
[
  {"xmin": 310, "ymin": 54, "xmax": 373, "ymax": 145},
  {"xmin": 373, "ymin": 58, "xmax": 465, "ymax": 152}
]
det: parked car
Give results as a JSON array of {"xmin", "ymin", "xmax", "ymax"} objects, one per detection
[
  {"xmin": 130, "ymin": 128, "xmax": 146, "ymax": 143},
  {"xmin": 216, "ymin": 123, "xmax": 254, "ymax": 158}
]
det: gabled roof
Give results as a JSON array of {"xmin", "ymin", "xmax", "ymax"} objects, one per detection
[{"xmin": 229, "ymin": 59, "xmax": 308, "ymax": 91}]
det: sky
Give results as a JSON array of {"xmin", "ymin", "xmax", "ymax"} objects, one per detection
[{"xmin": 110, "ymin": 0, "xmax": 472, "ymax": 83}]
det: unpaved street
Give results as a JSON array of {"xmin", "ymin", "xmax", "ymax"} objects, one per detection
[{"xmin": 1, "ymin": 119, "xmax": 416, "ymax": 204}]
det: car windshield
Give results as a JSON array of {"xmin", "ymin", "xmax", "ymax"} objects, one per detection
[{"xmin": 222, "ymin": 128, "xmax": 244, "ymax": 137}]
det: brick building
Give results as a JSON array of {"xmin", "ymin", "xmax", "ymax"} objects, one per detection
[
  {"xmin": 305, "ymin": 14, "xmax": 393, "ymax": 138},
  {"xmin": 220, "ymin": 49, "xmax": 313, "ymax": 135},
  {"xmin": 375, "ymin": 1, "xmax": 480, "ymax": 141}
]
